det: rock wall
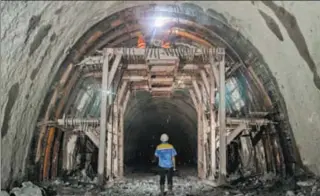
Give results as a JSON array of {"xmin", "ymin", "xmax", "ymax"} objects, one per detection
[{"xmin": 1, "ymin": 1, "xmax": 320, "ymax": 189}]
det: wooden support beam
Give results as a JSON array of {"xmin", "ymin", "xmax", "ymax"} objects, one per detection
[
  {"xmin": 106, "ymin": 107, "xmax": 113, "ymax": 180},
  {"xmin": 151, "ymin": 65, "xmax": 175, "ymax": 72},
  {"xmin": 209, "ymin": 62, "xmax": 217, "ymax": 179},
  {"xmin": 118, "ymin": 107, "xmax": 124, "ymax": 177},
  {"xmin": 151, "ymin": 77, "xmax": 174, "ymax": 83},
  {"xmin": 127, "ymin": 64, "xmax": 148, "ymax": 70},
  {"xmin": 85, "ymin": 127, "xmax": 100, "ymax": 147},
  {"xmin": 98, "ymin": 50, "xmax": 109, "ymax": 185},
  {"xmin": 192, "ymin": 80, "xmax": 202, "ymax": 104},
  {"xmin": 105, "ymin": 48, "xmax": 223, "ymax": 60},
  {"xmin": 197, "ymin": 103, "xmax": 204, "ymax": 179},
  {"xmin": 189, "ymin": 89, "xmax": 198, "ymax": 107},
  {"xmin": 108, "ymin": 54, "xmax": 122, "ymax": 87},
  {"xmin": 117, "ymin": 81, "xmax": 128, "ymax": 105},
  {"xmin": 152, "ymin": 87, "xmax": 173, "ymax": 92},
  {"xmin": 200, "ymin": 70, "xmax": 210, "ymax": 96},
  {"xmin": 226, "ymin": 118, "xmax": 271, "ymax": 125},
  {"xmin": 227, "ymin": 123, "xmax": 247, "ymax": 144},
  {"xmin": 200, "ymin": 83, "xmax": 208, "ymax": 179},
  {"xmin": 183, "ymin": 64, "xmax": 199, "ymax": 70},
  {"xmin": 123, "ymin": 90, "xmax": 131, "ymax": 112},
  {"xmin": 112, "ymin": 102, "xmax": 119, "ymax": 178},
  {"xmin": 123, "ymin": 75, "xmax": 147, "ymax": 81},
  {"xmin": 205, "ymin": 61, "xmax": 220, "ymax": 88},
  {"xmin": 218, "ymin": 55, "xmax": 227, "ymax": 185}
]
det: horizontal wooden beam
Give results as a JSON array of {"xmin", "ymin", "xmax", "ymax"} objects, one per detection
[
  {"xmin": 127, "ymin": 64, "xmax": 148, "ymax": 70},
  {"xmin": 105, "ymin": 47, "xmax": 225, "ymax": 60}
]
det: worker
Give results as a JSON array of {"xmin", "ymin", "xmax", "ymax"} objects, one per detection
[{"xmin": 154, "ymin": 133, "xmax": 177, "ymax": 196}]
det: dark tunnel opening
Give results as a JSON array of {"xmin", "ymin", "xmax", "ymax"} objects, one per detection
[{"xmin": 123, "ymin": 93, "xmax": 198, "ymax": 174}]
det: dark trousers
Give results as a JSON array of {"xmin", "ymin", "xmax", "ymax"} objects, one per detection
[{"xmin": 159, "ymin": 167, "xmax": 173, "ymax": 186}]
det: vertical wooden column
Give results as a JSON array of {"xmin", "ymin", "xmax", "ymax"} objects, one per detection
[
  {"xmin": 106, "ymin": 92, "xmax": 113, "ymax": 180},
  {"xmin": 118, "ymin": 106, "xmax": 124, "ymax": 177},
  {"xmin": 199, "ymin": 83, "xmax": 206, "ymax": 178},
  {"xmin": 112, "ymin": 97, "xmax": 119, "ymax": 178},
  {"xmin": 98, "ymin": 50, "xmax": 109, "ymax": 185},
  {"xmin": 117, "ymin": 81, "xmax": 128, "ymax": 178},
  {"xmin": 209, "ymin": 59, "xmax": 217, "ymax": 179},
  {"xmin": 193, "ymin": 80, "xmax": 205, "ymax": 179},
  {"xmin": 218, "ymin": 55, "xmax": 227, "ymax": 184},
  {"xmin": 119, "ymin": 90, "xmax": 130, "ymax": 177}
]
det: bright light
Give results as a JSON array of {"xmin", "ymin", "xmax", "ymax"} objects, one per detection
[
  {"xmin": 101, "ymin": 89, "xmax": 113, "ymax": 95},
  {"xmin": 154, "ymin": 17, "xmax": 168, "ymax": 27}
]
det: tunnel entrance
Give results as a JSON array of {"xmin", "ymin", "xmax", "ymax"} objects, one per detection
[
  {"xmin": 29, "ymin": 3, "xmax": 297, "ymax": 189},
  {"xmin": 123, "ymin": 95, "xmax": 198, "ymax": 175}
]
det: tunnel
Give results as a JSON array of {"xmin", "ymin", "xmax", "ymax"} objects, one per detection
[
  {"xmin": 1, "ymin": 1, "xmax": 320, "ymax": 194},
  {"xmin": 123, "ymin": 92, "xmax": 197, "ymax": 171}
]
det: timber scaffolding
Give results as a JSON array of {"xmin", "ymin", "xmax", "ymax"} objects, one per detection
[{"xmin": 42, "ymin": 47, "xmax": 274, "ymax": 186}]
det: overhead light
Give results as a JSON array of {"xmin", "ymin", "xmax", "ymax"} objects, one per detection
[{"xmin": 154, "ymin": 16, "xmax": 168, "ymax": 27}]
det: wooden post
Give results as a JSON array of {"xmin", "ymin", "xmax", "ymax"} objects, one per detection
[
  {"xmin": 209, "ymin": 61, "xmax": 217, "ymax": 179},
  {"xmin": 112, "ymin": 99, "xmax": 119, "ymax": 178},
  {"xmin": 200, "ymin": 83, "xmax": 208, "ymax": 178},
  {"xmin": 218, "ymin": 55, "xmax": 227, "ymax": 185},
  {"xmin": 193, "ymin": 81, "xmax": 204, "ymax": 179},
  {"xmin": 119, "ymin": 90, "xmax": 131, "ymax": 176},
  {"xmin": 98, "ymin": 50, "xmax": 109, "ymax": 185},
  {"xmin": 117, "ymin": 82, "xmax": 127, "ymax": 178},
  {"xmin": 118, "ymin": 106, "xmax": 124, "ymax": 177},
  {"xmin": 106, "ymin": 92, "xmax": 113, "ymax": 180}
]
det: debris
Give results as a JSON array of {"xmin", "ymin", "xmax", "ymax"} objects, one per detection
[
  {"xmin": 311, "ymin": 185, "xmax": 318, "ymax": 196},
  {"xmin": 10, "ymin": 181, "xmax": 43, "ymax": 196},
  {"xmin": 0, "ymin": 191, "xmax": 10, "ymax": 196},
  {"xmin": 297, "ymin": 180, "xmax": 315, "ymax": 187},
  {"xmin": 286, "ymin": 190, "xmax": 295, "ymax": 196}
]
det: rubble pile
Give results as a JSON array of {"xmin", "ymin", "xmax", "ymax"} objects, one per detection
[
  {"xmin": 1, "ymin": 182, "xmax": 44, "ymax": 196},
  {"xmin": 2, "ymin": 172, "xmax": 320, "ymax": 196}
]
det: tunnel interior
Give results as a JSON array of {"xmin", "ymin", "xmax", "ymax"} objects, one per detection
[
  {"xmin": 13, "ymin": 2, "xmax": 300, "ymax": 188},
  {"xmin": 123, "ymin": 91, "xmax": 197, "ymax": 172}
]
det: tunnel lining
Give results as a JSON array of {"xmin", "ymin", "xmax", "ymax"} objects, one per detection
[{"xmin": 24, "ymin": 2, "xmax": 298, "ymax": 187}]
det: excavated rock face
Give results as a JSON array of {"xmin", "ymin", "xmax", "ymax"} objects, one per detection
[{"xmin": 1, "ymin": 1, "xmax": 320, "ymax": 189}]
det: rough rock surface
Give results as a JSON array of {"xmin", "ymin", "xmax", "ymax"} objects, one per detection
[{"xmin": 1, "ymin": 1, "xmax": 320, "ymax": 189}]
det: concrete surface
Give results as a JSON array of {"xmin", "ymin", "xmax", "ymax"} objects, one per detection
[{"xmin": 1, "ymin": 1, "xmax": 320, "ymax": 189}]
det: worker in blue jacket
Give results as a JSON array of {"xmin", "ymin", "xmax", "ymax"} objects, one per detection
[{"xmin": 154, "ymin": 133, "xmax": 177, "ymax": 196}]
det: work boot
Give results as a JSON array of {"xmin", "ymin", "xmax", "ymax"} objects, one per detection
[
  {"xmin": 167, "ymin": 185, "xmax": 173, "ymax": 195},
  {"xmin": 159, "ymin": 185, "xmax": 165, "ymax": 196}
]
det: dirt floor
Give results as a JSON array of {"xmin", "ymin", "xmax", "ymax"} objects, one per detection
[
  {"xmin": 37, "ymin": 168, "xmax": 320, "ymax": 196},
  {"xmin": 3, "ymin": 167, "xmax": 320, "ymax": 196}
]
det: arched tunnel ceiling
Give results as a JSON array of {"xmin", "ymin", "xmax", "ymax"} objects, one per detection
[{"xmin": 1, "ymin": 1, "xmax": 320, "ymax": 189}]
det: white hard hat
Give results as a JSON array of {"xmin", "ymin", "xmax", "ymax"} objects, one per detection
[{"xmin": 160, "ymin": 133, "xmax": 169, "ymax": 142}]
